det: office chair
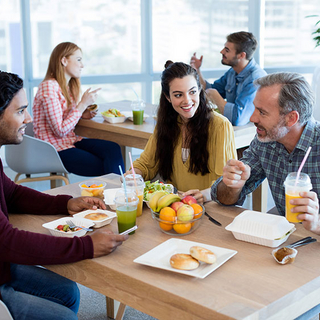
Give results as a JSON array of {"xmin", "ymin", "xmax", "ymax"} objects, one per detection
[{"xmin": 5, "ymin": 134, "xmax": 69, "ymax": 188}]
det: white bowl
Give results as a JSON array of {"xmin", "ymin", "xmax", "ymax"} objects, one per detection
[
  {"xmin": 225, "ymin": 210, "xmax": 296, "ymax": 247},
  {"xmin": 73, "ymin": 209, "xmax": 117, "ymax": 228},
  {"xmin": 103, "ymin": 188, "xmax": 121, "ymax": 210},
  {"xmin": 42, "ymin": 217, "xmax": 94, "ymax": 238},
  {"xmin": 101, "ymin": 114, "xmax": 127, "ymax": 123}
]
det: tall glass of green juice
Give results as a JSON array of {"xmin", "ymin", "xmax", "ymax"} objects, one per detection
[
  {"xmin": 131, "ymin": 100, "xmax": 145, "ymax": 125},
  {"xmin": 114, "ymin": 189, "xmax": 139, "ymax": 235}
]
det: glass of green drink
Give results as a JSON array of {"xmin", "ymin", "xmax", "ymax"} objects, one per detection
[
  {"xmin": 131, "ymin": 100, "xmax": 145, "ymax": 125},
  {"xmin": 114, "ymin": 189, "xmax": 139, "ymax": 234}
]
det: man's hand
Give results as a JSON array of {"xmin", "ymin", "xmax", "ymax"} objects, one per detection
[
  {"xmin": 190, "ymin": 52, "xmax": 203, "ymax": 70},
  {"xmin": 292, "ymin": 191, "xmax": 320, "ymax": 235},
  {"xmin": 205, "ymin": 89, "xmax": 227, "ymax": 113},
  {"xmin": 222, "ymin": 159, "xmax": 251, "ymax": 189},
  {"xmin": 67, "ymin": 197, "xmax": 107, "ymax": 216},
  {"xmin": 90, "ymin": 229, "xmax": 129, "ymax": 257}
]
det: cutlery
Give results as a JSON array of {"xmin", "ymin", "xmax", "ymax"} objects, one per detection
[
  {"xmin": 286, "ymin": 236, "xmax": 317, "ymax": 249},
  {"xmin": 204, "ymin": 212, "xmax": 222, "ymax": 227},
  {"xmin": 66, "ymin": 220, "xmax": 93, "ymax": 232}
]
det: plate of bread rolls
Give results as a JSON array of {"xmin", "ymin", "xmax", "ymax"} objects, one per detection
[{"xmin": 134, "ymin": 238, "xmax": 237, "ymax": 278}]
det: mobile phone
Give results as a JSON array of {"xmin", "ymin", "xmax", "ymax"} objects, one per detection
[{"xmin": 120, "ymin": 225, "xmax": 138, "ymax": 235}]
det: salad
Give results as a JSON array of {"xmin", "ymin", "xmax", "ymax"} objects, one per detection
[
  {"xmin": 143, "ymin": 180, "xmax": 173, "ymax": 201},
  {"xmin": 55, "ymin": 224, "xmax": 82, "ymax": 233},
  {"xmin": 101, "ymin": 108, "xmax": 125, "ymax": 118}
]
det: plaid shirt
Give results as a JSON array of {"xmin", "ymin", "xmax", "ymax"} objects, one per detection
[
  {"xmin": 33, "ymin": 79, "xmax": 82, "ymax": 151},
  {"xmin": 211, "ymin": 119, "xmax": 320, "ymax": 215}
]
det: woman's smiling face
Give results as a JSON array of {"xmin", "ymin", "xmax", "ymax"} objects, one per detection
[{"xmin": 167, "ymin": 75, "xmax": 200, "ymax": 122}]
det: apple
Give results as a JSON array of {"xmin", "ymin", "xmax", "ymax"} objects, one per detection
[
  {"xmin": 177, "ymin": 204, "xmax": 194, "ymax": 222},
  {"xmin": 171, "ymin": 201, "xmax": 184, "ymax": 212},
  {"xmin": 181, "ymin": 195, "xmax": 197, "ymax": 205}
]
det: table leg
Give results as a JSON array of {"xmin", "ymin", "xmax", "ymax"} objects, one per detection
[{"xmin": 106, "ymin": 296, "xmax": 114, "ymax": 319}]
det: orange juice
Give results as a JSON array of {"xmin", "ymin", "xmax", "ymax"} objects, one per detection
[
  {"xmin": 136, "ymin": 194, "xmax": 143, "ymax": 217},
  {"xmin": 285, "ymin": 193, "xmax": 302, "ymax": 223}
]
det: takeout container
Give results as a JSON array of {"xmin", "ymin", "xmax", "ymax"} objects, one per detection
[
  {"xmin": 103, "ymin": 188, "xmax": 121, "ymax": 210},
  {"xmin": 101, "ymin": 113, "xmax": 127, "ymax": 123},
  {"xmin": 73, "ymin": 209, "xmax": 117, "ymax": 228},
  {"xmin": 42, "ymin": 217, "xmax": 94, "ymax": 238},
  {"xmin": 225, "ymin": 210, "xmax": 296, "ymax": 247},
  {"xmin": 151, "ymin": 205, "xmax": 204, "ymax": 236},
  {"xmin": 79, "ymin": 180, "xmax": 106, "ymax": 199}
]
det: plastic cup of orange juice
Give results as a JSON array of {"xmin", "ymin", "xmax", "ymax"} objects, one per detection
[
  {"xmin": 284, "ymin": 172, "xmax": 312, "ymax": 223},
  {"xmin": 125, "ymin": 174, "xmax": 145, "ymax": 217}
]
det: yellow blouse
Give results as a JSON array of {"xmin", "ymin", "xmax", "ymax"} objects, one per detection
[{"xmin": 133, "ymin": 111, "xmax": 237, "ymax": 192}]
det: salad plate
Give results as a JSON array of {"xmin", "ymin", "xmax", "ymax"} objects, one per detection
[{"xmin": 143, "ymin": 180, "xmax": 174, "ymax": 202}]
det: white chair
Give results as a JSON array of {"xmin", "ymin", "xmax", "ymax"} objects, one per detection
[
  {"xmin": 5, "ymin": 134, "xmax": 69, "ymax": 188},
  {"xmin": 0, "ymin": 300, "xmax": 13, "ymax": 320}
]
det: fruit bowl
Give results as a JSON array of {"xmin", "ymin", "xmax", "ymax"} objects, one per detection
[
  {"xmin": 151, "ymin": 204, "xmax": 204, "ymax": 236},
  {"xmin": 79, "ymin": 180, "xmax": 106, "ymax": 199}
]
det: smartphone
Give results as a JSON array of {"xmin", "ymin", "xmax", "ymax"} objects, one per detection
[{"xmin": 120, "ymin": 225, "xmax": 138, "ymax": 235}]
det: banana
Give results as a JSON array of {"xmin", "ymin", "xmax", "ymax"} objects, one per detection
[
  {"xmin": 156, "ymin": 193, "xmax": 181, "ymax": 212},
  {"xmin": 148, "ymin": 190, "xmax": 168, "ymax": 212}
]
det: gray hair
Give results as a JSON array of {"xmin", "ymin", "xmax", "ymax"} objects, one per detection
[{"xmin": 254, "ymin": 72, "xmax": 314, "ymax": 124}]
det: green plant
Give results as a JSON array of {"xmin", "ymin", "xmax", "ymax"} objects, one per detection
[{"xmin": 307, "ymin": 15, "xmax": 320, "ymax": 48}]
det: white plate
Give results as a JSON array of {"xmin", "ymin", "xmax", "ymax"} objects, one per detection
[
  {"xmin": 122, "ymin": 111, "xmax": 149, "ymax": 122},
  {"xmin": 134, "ymin": 238, "xmax": 237, "ymax": 279}
]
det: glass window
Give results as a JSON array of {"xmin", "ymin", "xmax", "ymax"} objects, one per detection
[
  {"xmin": 264, "ymin": 0, "xmax": 320, "ymax": 67},
  {"xmin": 152, "ymin": 0, "xmax": 249, "ymax": 72},
  {"xmin": 30, "ymin": 0, "xmax": 141, "ymax": 78},
  {"xmin": 0, "ymin": 0, "xmax": 23, "ymax": 77}
]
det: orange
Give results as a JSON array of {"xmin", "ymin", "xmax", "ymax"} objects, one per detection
[
  {"xmin": 159, "ymin": 207, "xmax": 176, "ymax": 231},
  {"xmin": 173, "ymin": 222, "xmax": 192, "ymax": 234},
  {"xmin": 90, "ymin": 184, "xmax": 98, "ymax": 188},
  {"xmin": 191, "ymin": 203, "xmax": 203, "ymax": 226}
]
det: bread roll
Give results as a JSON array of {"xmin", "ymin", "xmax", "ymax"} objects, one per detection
[
  {"xmin": 190, "ymin": 246, "xmax": 216, "ymax": 264},
  {"xmin": 87, "ymin": 104, "xmax": 98, "ymax": 111},
  {"xmin": 84, "ymin": 212, "xmax": 108, "ymax": 221},
  {"xmin": 170, "ymin": 254, "xmax": 199, "ymax": 270}
]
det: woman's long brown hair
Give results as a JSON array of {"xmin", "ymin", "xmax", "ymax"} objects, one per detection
[
  {"xmin": 155, "ymin": 61, "xmax": 211, "ymax": 181},
  {"xmin": 44, "ymin": 42, "xmax": 81, "ymax": 107}
]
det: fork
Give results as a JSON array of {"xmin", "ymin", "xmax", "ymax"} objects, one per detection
[{"xmin": 66, "ymin": 220, "xmax": 93, "ymax": 232}]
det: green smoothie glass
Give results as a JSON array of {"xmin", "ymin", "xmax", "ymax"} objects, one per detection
[
  {"xmin": 114, "ymin": 189, "xmax": 139, "ymax": 234},
  {"xmin": 131, "ymin": 100, "xmax": 145, "ymax": 125}
]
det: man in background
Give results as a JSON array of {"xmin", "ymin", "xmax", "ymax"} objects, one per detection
[{"xmin": 190, "ymin": 31, "xmax": 266, "ymax": 126}]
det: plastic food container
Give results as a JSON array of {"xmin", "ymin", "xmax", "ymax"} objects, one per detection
[
  {"xmin": 79, "ymin": 180, "xmax": 106, "ymax": 199},
  {"xmin": 225, "ymin": 210, "xmax": 296, "ymax": 247},
  {"xmin": 103, "ymin": 188, "xmax": 122, "ymax": 210},
  {"xmin": 42, "ymin": 217, "xmax": 94, "ymax": 238},
  {"xmin": 73, "ymin": 209, "xmax": 117, "ymax": 228}
]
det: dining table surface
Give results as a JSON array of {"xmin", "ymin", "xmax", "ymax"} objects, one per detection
[{"xmin": 9, "ymin": 173, "xmax": 320, "ymax": 320}]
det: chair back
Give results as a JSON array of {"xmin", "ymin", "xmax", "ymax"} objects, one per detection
[
  {"xmin": 0, "ymin": 301, "xmax": 13, "ymax": 320},
  {"xmin": 5, "ymin": 135, "xmax": 68, "ymax": 175},
  {"xmin": 312, "ymin": 66, "xmax": 320, "ymax": 121}
]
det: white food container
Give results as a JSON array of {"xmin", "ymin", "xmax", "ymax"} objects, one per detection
[
  {"xmin": 225, "ymin": 210, "xmax": 296, "ymax": 247},
  {"xmin": 73, "ymin": 209, "xmax": 117, "ymax": 228},
  {"xmin": 101, "ymin": 114, "xmax": 127, "ymax": 123},
  {"xmin": 42, "ymin": 217, "xmax": 94, "ymax": 238},
  {"xmin": 103, "ymin": 188, "xmax": 121, "ymax": 210}
]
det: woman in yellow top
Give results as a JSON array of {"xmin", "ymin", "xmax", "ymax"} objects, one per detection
[{"xmin": 130, "ymin": 61, "xmax": 236, "ymax": 203}]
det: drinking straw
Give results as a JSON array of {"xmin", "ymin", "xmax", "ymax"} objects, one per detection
[
  {"xmin": 295, "ymin": 146, "xmax": 312, "ymax": 187},
  {"xmin": 128, "ymin": 152, "xmax": 138, "ymax": 189},
  {"xmin": 119, "ymin": 165, "xmax": 129, "ymax": 205},
  {"xmin": 131, "ymin": 87, "xmax": 139, "ymax": 100}
]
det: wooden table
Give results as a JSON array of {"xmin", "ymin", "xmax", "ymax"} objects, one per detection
[{"xmin": 9, "ymin": 174, "xmax": 320, "ymax": 320}]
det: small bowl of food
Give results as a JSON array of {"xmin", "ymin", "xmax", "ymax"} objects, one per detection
[
  {"xmin": 151, "ymin": 203, "xmax": 204, "ymax": 236},
  {"xmin": 101, "ymin": 109, "xmax": 127, "ymax": 123},
  {"xmin": 143, "ymin": 180, "xmax": 174, "ymax": 203},
  {"xmin": 79, "ymin": 181, "xmax": 106, "ymax": 199},
  {"xmin": 42, "ymin": 217, "xmax": 94, "ymax": 238},
  {"xmin": 73, "ymin": 209, "xmax": 117, "ymax": 228}
]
